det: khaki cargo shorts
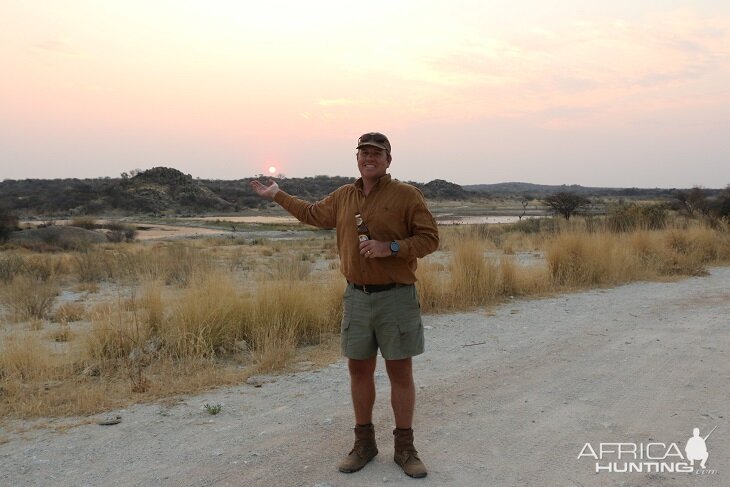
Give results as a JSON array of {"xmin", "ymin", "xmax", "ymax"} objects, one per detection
[{"xmin": 340, "ymin": 283, "xmax": 424, "ymax": 360}]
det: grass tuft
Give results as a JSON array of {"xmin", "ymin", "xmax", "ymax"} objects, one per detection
[{"xmin": 0, "ymin": 276, "xmax": 59, "ymax": 320}]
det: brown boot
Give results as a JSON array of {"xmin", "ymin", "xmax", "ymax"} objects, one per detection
[
  {"xmin": 338, "ymin": 423, "xmax": 378, "ymax": 473},
  {"xmin": 393, "ymin": 428, "xmax": 427, "ymax": 478}
]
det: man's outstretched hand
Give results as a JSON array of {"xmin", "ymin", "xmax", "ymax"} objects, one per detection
[{"xmin": 249, "ymin": 179, "xmax": 280, "ymax": 201}]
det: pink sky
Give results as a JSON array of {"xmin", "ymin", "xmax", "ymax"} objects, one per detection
[{"xmin": 1, "ymin": 1, "xmax": 729, "ymax": 188}]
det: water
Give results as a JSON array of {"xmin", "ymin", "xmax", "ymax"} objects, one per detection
[{"xmin": 435, "ymin": 215, "xmax": 542, "ymax": 225}]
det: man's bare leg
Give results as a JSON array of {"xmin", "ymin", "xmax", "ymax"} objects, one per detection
[
  {"xmin": 385, "ymin": 358, "xmax": 415, "ymax": 429},
  {"xmin": 339, "ymin": 357, "xmax": 379, "ymax": 473},
  {"xmin": 385, "ymin": 357, "xmax": 427, "ymax": 477},
  {"xmin": 348, "ymin": 357, "xmax": 377, "ymax": 425}
]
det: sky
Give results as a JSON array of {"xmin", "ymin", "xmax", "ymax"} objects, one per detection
[{"xmin": 1, "ymin": 0, "xmax": 729, "ymax": 188}]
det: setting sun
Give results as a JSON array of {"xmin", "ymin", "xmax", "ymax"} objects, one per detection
[
  {"xmin": 268, "ymin": 165, "xmax": 277, "ymax": 175},
  {"xmin": 1, "ymin": 1, "xmax": 728, "ymax": 188}
]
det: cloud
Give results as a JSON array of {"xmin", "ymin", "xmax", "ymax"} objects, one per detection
[
  {"xmin": 31, "ymin": 38, "xmax": 79, "ymax": 56},
  {"xmin": 402, "ymin": 8, "xmax": 730, "ymax": 126},
  {"xmin": 317, "ymin": 98, "xmax": 358, "ymax": 107}
]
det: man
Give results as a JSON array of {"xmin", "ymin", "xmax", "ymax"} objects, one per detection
[{"xmin": 249, "ymin": 132, "xmax": 439, "ymax": 478}]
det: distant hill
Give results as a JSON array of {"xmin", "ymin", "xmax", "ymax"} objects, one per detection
[
  {"xmin": 1, "ymin": 168, "xmax": 721, "ymax": 217},
  {"xmin": 462, "ymin": 182, "xmax": 722, "ymax": 199},
  {"xmin": 0, "ymin": 167, "xmax": 234, "ymax": 216},
  {"xmin": 0, "ymin": 168, "xmax": 469, "ymax": 216}
]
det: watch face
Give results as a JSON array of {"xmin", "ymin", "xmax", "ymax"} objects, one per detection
[{"xmin": 390, "ymin": 241, "xmax": 400, "ymax": 252}]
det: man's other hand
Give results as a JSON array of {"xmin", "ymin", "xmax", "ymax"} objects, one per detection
[{"xmin": 358, "ymin": 239, "xmax": 391, "ymax": 258}]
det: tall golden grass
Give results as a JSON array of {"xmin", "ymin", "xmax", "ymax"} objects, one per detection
[
  {"xmin": 1, "ymin": 215, "xmax": 729, "ymax": 419},
  {"xmin": 0, "ymin": 276, "xmax": 59, "ymax": 320}
]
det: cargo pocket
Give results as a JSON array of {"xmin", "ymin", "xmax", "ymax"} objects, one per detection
[
  {"xmin": 340, "ymin": 286, "xmax": 353, "ymax": 353},
  {"xmin": 394, "ymin": 286, "xmax": 424, "ymax": 357},
  {"xmin": 396, "ymin": 286, "xmax": 421, "ymax": 332}
]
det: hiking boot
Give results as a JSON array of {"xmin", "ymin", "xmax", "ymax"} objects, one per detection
[
  {"xmin": 393, "ymin": 427, "xmax": 427, "ymax": 478},
  {"xmin": 338, "ymin": 423, "xmax": 378, "ymax": 473}
]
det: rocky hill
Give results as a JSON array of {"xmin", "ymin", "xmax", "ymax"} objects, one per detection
[
  {"xmin": 121, "ymin": 167, "xmax": 233, "ymax": 213},
  {"xmin": 0, "ymin": 168, "xmax": 472, "ymax": 216}
]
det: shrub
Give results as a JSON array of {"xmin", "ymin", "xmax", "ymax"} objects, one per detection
[
  {"xmin": 0, "ymin": 207, "xmax": 19, "ymax": 242},
  {"xmin": 505, "ymin": 217, "xmax": 542, "ymax": 234},
  {"xmin": 606, "ymin": 203, "xmax": 667, "ymax": 232},
  {"xmin": 70, "ymin": 217, "xmax": 98, "ymax": 229},
  {"xmin": 106, "ymin": 222, "xmax": 137, "ymax": 243},
  {"xmin": 0, "ymin": 254, "xmax": 25, "ymax": 283}
]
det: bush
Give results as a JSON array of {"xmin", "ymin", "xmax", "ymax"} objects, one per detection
[
  {"xmin": 606, "ymin": 203, "xmax": 668, "ymax": 232},
  {"xmin": 70, "ymin": 217, "xmax": 98, "ymax": 229},
  {"xmin": 504, "ymin": 217, "xmax": 542, "ymax": 234},
  {"xmin": 106, "ymin": 222, "xmax": 137, "ymax": 243},
  {"xmin": 0, "ymin": 254, "xmax": 25, "ymax": 283},
  {"xmin": 0, "ymin": 207, "xmax": 19, "ymax": 242}
]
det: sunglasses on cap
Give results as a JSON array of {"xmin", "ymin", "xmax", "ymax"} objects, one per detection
[{"xmin": 356, "ymin": 132, "xmax": 391, "ymax": 152}]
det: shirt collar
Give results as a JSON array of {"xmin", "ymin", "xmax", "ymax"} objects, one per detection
[{"xmin": 355, "ymin": 173, "xmax": 392, "ymax": 191}]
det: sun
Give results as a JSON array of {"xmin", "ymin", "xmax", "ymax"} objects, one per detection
[{"xmin": 268, "ymin": 165, "xmax": 277, "ymax": 175}]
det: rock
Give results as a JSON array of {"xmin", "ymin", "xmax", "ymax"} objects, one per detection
[
  {"xmin": 294, "ymin": 361, "xmax": 315, "ymax": 372},
  {"xmin": 128, "ymin": 347, "xmax": 144, "ymax": 361},
  {"xmin": 97, "ymin": 415, "xmax": 122, "ymax": 426},
  {"xmin": 144, "ymin": 337, "xmax": 162, "ymax": 354},
  {"xmin": 82, "ymin": 365, "xmax": 101, "ymax": 377},
  {"xmin": 246, "ymin": 375, "xmax": 274, "ymax": 387}
]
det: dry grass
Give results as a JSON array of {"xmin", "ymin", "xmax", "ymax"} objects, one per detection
[
  {"xmin": 0, "ymin": 335, "xmax": 55, "ymax": 381},
  {"xmin": 545, "ymin": 226, "xmax": 729, "ymax": 288},
  {"xmin": 47, "ymin": 322, "xmax": 73, "ymax": 342},
  {"xmin": 161, "ymin": 275, "xmax": 243, "ymax": 359},
  {"xmin": 1, "ymin": 216, "xmax": 729, "ymax": 420},
  {"xmin": 52, "ymin": 302, "xmax": 86, "ymax": 323},
  {"xmin": 0, "ymin": 276, "xmax": 59, "ymax": 320}
]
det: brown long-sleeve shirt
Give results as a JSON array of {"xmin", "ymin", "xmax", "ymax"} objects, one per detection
[{"xmin": 273, "ymin": 174, "xmax": 439, "ymax": 285}]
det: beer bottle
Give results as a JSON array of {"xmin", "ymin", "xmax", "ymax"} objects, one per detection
[{"xmin": 355, "ymin": 213, "xmax": 370, "ymax": 242}]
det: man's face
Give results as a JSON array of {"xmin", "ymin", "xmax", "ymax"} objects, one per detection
[{"xmin": 357, "ymin": 146, "xmax": 391, "ymax": 180}]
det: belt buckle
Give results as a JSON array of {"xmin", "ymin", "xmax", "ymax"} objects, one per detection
[{"xmin": 361, "ymin": 285, "xmax": 371, "ymax": 294}]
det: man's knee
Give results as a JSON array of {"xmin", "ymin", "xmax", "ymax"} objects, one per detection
[
  {"xmin": 385, "ymin": 358, "xmax": 414, "ymax": 385},
  {"xmin": 348, "ymin": 357, "xmax": 377, "ymax": 379}
]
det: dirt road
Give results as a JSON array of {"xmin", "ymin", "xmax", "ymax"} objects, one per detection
[{"xmin": 2, "ymin": 268, "xmax": 728, "ymax": 486}]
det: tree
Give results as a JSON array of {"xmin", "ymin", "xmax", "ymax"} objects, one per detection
[
  {"xmin": 0, "ymin": 206, "xmax": 19, "ymax": 241},
  {"xmin": 712, "ymin": 184, "xmax": 730, "ymax": 219},
  {"xmin": 542, "ymin": 192, "xmax": 590, "ymax": 220},
  {"xmin": 518, "ymin": 195, "xmax": 532, "ymax": 221},
  {"xmin": 675, "ymin": 187, "xmax": 709, "ymax": 217}
]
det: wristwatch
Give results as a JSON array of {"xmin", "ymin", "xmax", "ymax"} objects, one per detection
[{"xmin": 390, "ymin": 240, "xmax": 400, "ymax": 256}]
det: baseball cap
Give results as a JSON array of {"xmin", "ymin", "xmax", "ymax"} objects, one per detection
[{"xmin": 356, "ymin": 132, "xmax": 391, "ymax": 153}]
